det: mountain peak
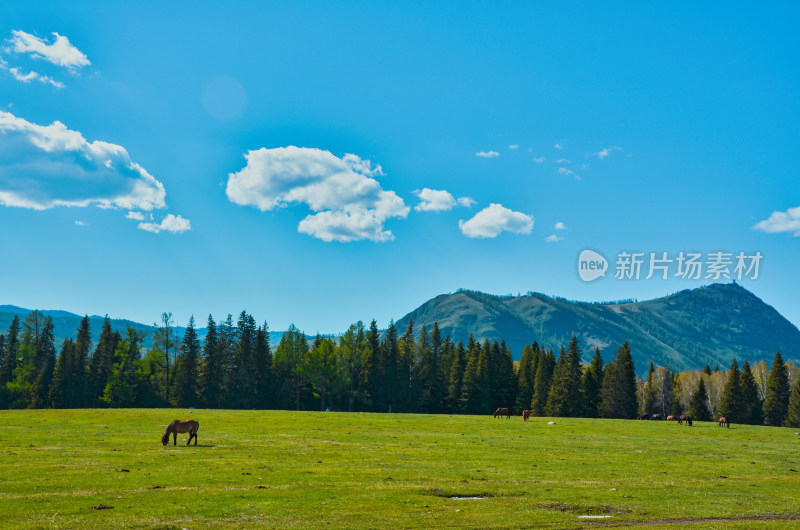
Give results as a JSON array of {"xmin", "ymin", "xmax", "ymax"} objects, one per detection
[{"xmin": 396, "ymin": 283, "xmax": 799, "ymax": 373}]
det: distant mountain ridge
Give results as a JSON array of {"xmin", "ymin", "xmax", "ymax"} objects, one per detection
[{"xmin": 395, "ymin": 283, "xmax": 800, "ymax": 374}]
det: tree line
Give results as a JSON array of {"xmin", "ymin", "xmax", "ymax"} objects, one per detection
[{"xmin": 0, "ymin": 310, "xmax": 798, "ymax": 427}]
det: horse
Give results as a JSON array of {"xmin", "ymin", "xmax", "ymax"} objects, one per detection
[
  {"xmin": 650, "ymin": 414, "xmax": 662, "ymax": 421},
  {"xmin": 637, "ymin": 413, "xmax": 649, "ymax": 420},
  {"xmin": 678, "ymin": 415, "xmax": 692, "ymax": 426},
  {"xmin": 718, "ymin": 417, "xmax": 730, "ymax": 428},
  {"xmin": 666, "ymin": 415, "xmax": 676, "ymax": 421},
  {"xmin": 161, "ymin": 419, "xmax": 199, "ymax": 446},
  {"xmin": 493, "ymin": 407, "xmax": 513, "ymax": 419},
  {"xmin": 522, "ymin": 409, "xmax": 530, "ymax": 422}
]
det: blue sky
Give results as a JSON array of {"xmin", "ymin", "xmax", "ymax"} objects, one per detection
[{"xmin": 0, "ymin": 2, "xmax": 798, "ymax": 335}]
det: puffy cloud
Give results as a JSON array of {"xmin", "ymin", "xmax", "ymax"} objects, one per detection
[
  {"xmin": 554, "ymin": 221, "xmax": 566, "ymax": 230},
  {"xmin": 0, "ymin": 110, "xmax": 166, "ymax": 211},
  {"xmin": 459, "ymin": 203, "xmax": 533, "ymax": 238},
  {"xmin": 475, "ymin": 150, "xmax": 500, "ymax": 158},
  {"xmin": 138, "ymin": 213, "xmax": 191, "ymax": 234},
  {"xmin": 545, "ymin": 234, "xmax": 563, "ymax": 243},
  {"xmin": 554, "ymin": 143, "xmax": 563, "ymax": 150},
  {"xmin": 414, "ymin": 188, "xmax": 455, "ymax": 212},
  {"xmin": 8, "ymin": 30, "xmax": 90, "ymax": 70},
  {"xmin": 753, "ymin": 205, "xmax": 800, "ymax": 236},
  {"xmin": 226, "ymin": 146, "xmax": 409, "ymax": 242},
  {"xmin": 414, "ymin": 188, "xmax": 475, "ymax": 212}
]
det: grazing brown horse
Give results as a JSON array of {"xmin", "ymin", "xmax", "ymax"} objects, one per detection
[
  {"xmin": 678, "ymin": 415, "xmax": 692, "ymax": 426},
  {"xmin": 161, "ymin": 419, "xmax": 199, "ymax": 446},
  {"xmin": 718, "ymin": 417, "xmax": 730, "ymax": 428},
  {"xmin": 650, "ymin": 414, "xmax": 662, "ymax": 421},
  {"xmin": 666, "ymin": 415, "xmax": 676, "ymax": 421},
  {"xmin": 493, "ymin": 407, "xmax": 514, "ymax": 419},
  {"xmin": 522, "ymin": 409, "xmax": 530, "ymax": 421},
  {"xmin": 637, "ymin": 413, "xmax": 649, "ymax": 420}
]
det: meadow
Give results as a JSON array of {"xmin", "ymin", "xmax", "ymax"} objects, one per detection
[{"xmin": 1, "ymin": 409, "xmax": 799, "ymax": 529}]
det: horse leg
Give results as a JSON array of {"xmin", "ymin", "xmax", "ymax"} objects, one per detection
[{"xmin": 173, "ymin": 432, "xmax": 177, "ymax": 446}]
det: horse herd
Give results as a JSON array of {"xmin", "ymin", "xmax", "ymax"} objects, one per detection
[{"xmin": 494, "ymin": 408, "xmax": 731, "ymax": 428}]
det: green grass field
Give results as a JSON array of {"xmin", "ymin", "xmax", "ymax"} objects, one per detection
[{"xmin": 1, "ymin": 409, "xmax": 799, "ymax": 528}]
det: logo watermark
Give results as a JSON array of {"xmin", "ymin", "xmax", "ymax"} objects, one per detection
[{"xmin": 578, "ymin": 250, "xmax": 762, "ymax": 282}]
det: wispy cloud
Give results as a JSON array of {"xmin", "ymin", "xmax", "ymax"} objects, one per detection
[
  {"xmin": 74, "ymin": 220, "xmax": 88, "ymax": 227},
  {"xmin": 508, "ymin": 144, "xmax": 519, "ymax": 150},
  {"xmin": 554, "ymin": 143, "xmax": 563, "ymax": 150},
  {"xmin": 753, "ymin": 205, "xmax": 800, "ymax": 236},
  {"xmin": 227, "ymin": 146, "xmax": 408, "ymax": 242},
  {"xmin": 3, "ymin": 65, "xmax": 64, "ymax": 88},
  {"xmin": 545, "ymin": 234, "xmax": 563, "ymax": 243},
  {"xmin": 459, "ymin": 203, "xmax": 533, "ymax": 238},
  {"xmin": 532, "ymin": 156, "xmax": 546, "ymax": 163},
  {"xmin": 596, "ymin": 146, "xmax": 622, "ymax": 159},
  {"xmin": 8, "ymin": 30, "xmax": 90, "ymax": 70},
  {"xmin": 457, "ymin": 197, "xmax": 476, "ymax": 207},
  {"xmin": 126, "ymin": 211, "xmax": 146, "ymax": 221},
  {"xmin": 554, "ymin": 221, "xmax": 566, "ymax": 230},
  {"xmin": 556, "ymin": 158, "xmax": 571, "ymax": 164},
  {"xmin": 558, "ymin": 167, "xmax": 573, "ymax": 177},
  {"xmin": 475, "ymin": 150, "xmax": 500, "ymax": 158},
  {"xmin": 138, "ymin": 214, "xmax": 191, "ymax": 234}
]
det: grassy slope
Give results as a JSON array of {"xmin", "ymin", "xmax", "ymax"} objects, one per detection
[{"xmin": 0, "ymin": 409, "xmax": 799, "ymax": 528}]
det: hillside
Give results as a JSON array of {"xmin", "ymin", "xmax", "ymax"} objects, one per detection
[{"xmin": 394, "ymin": 283, "xmax": 800, "ymax": 373}]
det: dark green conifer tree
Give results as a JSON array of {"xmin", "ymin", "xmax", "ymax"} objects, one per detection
[
  {"xmin": 582, "ymin": 347, "xmax": 604, "ymax": 417},
  {"xmin": 88, "ymin": 317, "xmax": 120, "ymax": 406},
  {"xmin": 381, "ymin": 321, "xmax": 400, "ymax": 413},
  {"xmin": 172, "ymin": 316, "xmax": 201, "ymax": 408},
  {"xmin": 719, "ymin": 359, "xmax": 743, "ymax": 422},
  {"xmin": 446, "ymin": 339, "xmax": 466, "ymax": 413},
  {"xmin": 785, "ymin": 379, "xmax": 800, "ymax": 428},
  {"xmin": 273, "ymin": 324, "xmax": 309, "ymax": 410},
  {"xmin": 531, "ymin": 348, "xmax": 555, "ymax": 416},
  {"xmin": 202, "ymin": 315, "xmax": 221, "ymax": 408},
  {"xmin": 688, "ymin": 377, "xmax": 712, "ymax": 421},
  {"xmin": 362, "ymin": 319, "xmax": 383, "ymax": 412},
  {"xmin": 30, "ymin": 317, "xmax": 55, "ymax": 409},
  {"xmin": 72, "ymin": 316, "xmax": 91, "ymax": 407},
  {"xmin": 0, "ymin": 315, "xmax": 20, "ymax": 408},
  {"xmin": 599, "ymin": 342, "xmax": 638, "ymax": 419},
  {"xmin": 253, "ymin": 322, "xmax": 273, "ymax": 409},
  {"xmin": 459, "ymin": 334, "xmax": 482, "ymax": 414},
  {"xmin": 763, "ymin": 351, "xmax": 790, "ymax": 426},
  {"xmin": 49, "ymin": 339, "xmax": 73, "ymax": 408},
  {"xmin": 739, "ymin": 360, "xmax": 763, "ymax": 425},
  {"xmin": 643, "ymin": 361, "xmax": 658, "ymax": 415},
  {"xmin": 546, "ymin": 336, "xmax": 583, "ymax": 417},
  {"xmin": 516, "ymin": 344, "xmax": 535, "ymax": 411}
]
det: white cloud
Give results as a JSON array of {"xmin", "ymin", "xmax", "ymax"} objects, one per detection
[
  {"xmin": 475, "ymin": 151, "xmax": 500, "ymax": 158},
  {"xmin": 508, "ymin": 144, "xmax": 519, "ymax": 150},
  {"xmin": 554, "ymin": 221, "xmax": 566, "ymax": 230},
  {"xmin": 753, "ymin": 205, "xmax": 800, "ymax": 236},
  {"xmin": 414, "ymin": 188, "xmax": 475, "ymax": 212},
  {"xmin": 137, "ymin": 213, "xmax": 191, "ymax": 234},
  {"xmin": 532, "ymin": 157, "xmax": 546, "ymax": 163},
  {"xmin": 8, "ymin": 30, "xmax": 90, "ymax": 70},
  {"xmin": 545, "ymin": 234, "xmax": 563, "ymax": 243},
  {"xmin": 556, "ymin": 158, "xmax": 571, "ymax": 164},
  {"xmin": 554, "ymin": 143, "xmax": 563, "ymax": 150},
  {"xmin": 226, "ymin": 146, "xmax": 409, "ymax": 242},
  {"xmin": 459, "ymin": 203, "xmax": 533, "ymax": 239},
  {"xmin": 125, "ymin": 211, "xmax": 146, "ymax": 221},
  {"xmin": 0, "ymin": 110, "xmax": 166, "ymax": 211},
  {"xmin": 596, "ymin": 146, "xmax": 622, "ymax": 159},
  {"xmin": 4, "ymin": 65, "xmax": 64, "ymax": 88},
  {"xmin": 558, "ymin": 167, "xmax": 573, "ymax": 177},
  {"xmin": 414, "ymin": 188, "xmax": 455, "ymax": 212},
  {"xmin": 74, "ymin": 220, "xmax": 87, "ymax": 227}
]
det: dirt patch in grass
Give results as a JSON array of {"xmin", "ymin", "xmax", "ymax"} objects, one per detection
[{"xmin": 540, "ymin": 503, "xmax": 629, "ymax": 516}]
